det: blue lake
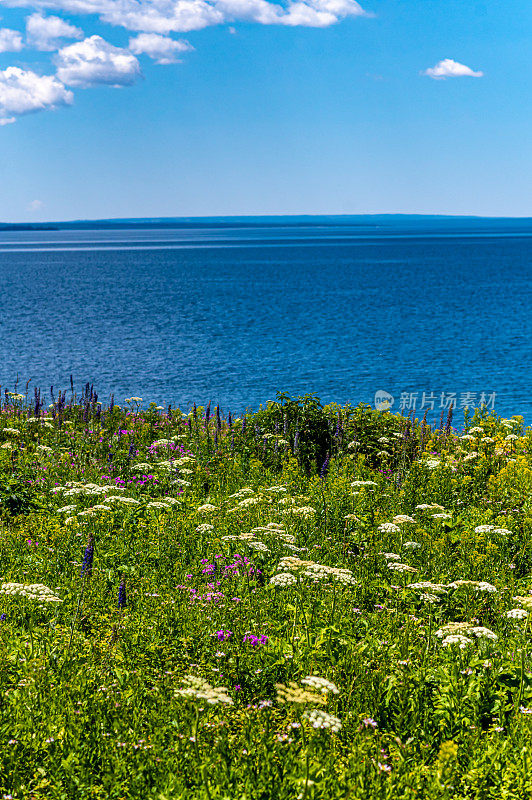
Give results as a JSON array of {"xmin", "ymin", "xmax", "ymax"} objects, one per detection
[{"xmin": 0, "ymin": 217, "xmax": 531, "ymax": 422}]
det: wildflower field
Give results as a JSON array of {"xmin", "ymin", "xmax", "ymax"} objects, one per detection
[{"xmin": 2, "ymin": 386, "xmax": 532, "ymax": 799}]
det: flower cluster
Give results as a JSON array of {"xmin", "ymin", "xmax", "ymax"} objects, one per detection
[
  {"xmin": 175, "ymin": 675, "xmax": 233, "ymax": 705},
  {"xmin": 0, "ymin": 582, "xmax": 62, "ymax": 603},
  {"xmin": 303, "ymin": 708, "xmax": 342, "ymax": 732},
  {"xmin": 436, "ymin": 622, "xmax": 497, "ymax": 641},
  {"xmin": 301, "ymin": 676, "xmax": 339, "ymax": 694},
  {"xmin": 276, "ymin": 682, "xmax": 326, "ymax": 706}
]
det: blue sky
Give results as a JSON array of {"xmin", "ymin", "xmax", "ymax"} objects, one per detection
[{"xmin": 0, "ymin": 0, "xmax": 530, "ymax": 221}]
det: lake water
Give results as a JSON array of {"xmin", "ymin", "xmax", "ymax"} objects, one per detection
[{"xmin": 1, "ymin": 217, "xmax": 531, "ymax": 423}]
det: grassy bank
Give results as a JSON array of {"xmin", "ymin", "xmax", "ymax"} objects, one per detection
[{"xmin": 0, "ymin": 388, "xmax": 531, "ymax": 798}]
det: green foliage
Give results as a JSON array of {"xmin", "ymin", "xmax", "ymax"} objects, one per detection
[
  {"xmin": 0, "ymin": 475, "xmax": 43, "ymax": 518},
  {"xmin": 254, "ymin": 392, "xmax": 332, "ymax": 473},
  {"xmin": 0, "ymin": 392, "xmax": 530, "ymax": 798}
]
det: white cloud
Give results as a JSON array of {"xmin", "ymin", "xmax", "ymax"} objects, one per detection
[
  {"xmin": 26, "ymin": 12, "xmax": 83, "ymax": 50},
  {"xmin": 1, "ymin": 0, "xmax": 366, "ymax": 32},
  {"xmin": 0, "ymin": 66, "xmax": 73, "ymax": 124},
  {"xmin": 55, "ymin": 35, "xmax": 141, "ymax": 87},
  {"xmin": 0, "ymin": 28, "xmax": 24, "ymax": 52},
  {"xmin": 0, "ymin": 0, "xmax": 368, "ymax": 124},
  {"xmin": 423, "ymin": 58, "xmax": 483, "ymax": 80},
  {"xmin": 128, "ymin": 33, "xmax": 193, "ymax": 64},
  {"xmin": 101, "ymin": 1, "xmax": 225, "ymax": 33},
  {"xmin": 28, "ymin": 198, "xmax": 44, "ymax": 209}
]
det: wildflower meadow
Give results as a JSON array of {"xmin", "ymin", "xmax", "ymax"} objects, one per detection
[{"xmin": 1, "ymin": 384, "xmax": 532, "ymax": 798}]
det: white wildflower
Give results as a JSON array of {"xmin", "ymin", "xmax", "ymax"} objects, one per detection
[
  {"xmin": 0, "ymin": 582, "xmax": 62, "ymax": 603},
  {"xmin": 105, "ymin": 496, "xmax": 140, "ymax": 505},
  {"xmin": 378, "ymin": 523, "xmax": 400, "ymax": 534},
  {"xmin": 420, "ymin": 593, "xmax": 440, "ymax": 604},
  {"xmin": 247, "ymin": 541, "xmax": 270, "ymax": 553},
  {"xmin": 388, "ymin": 563, "xmax": 417, "ymax": 573},
  {"xmin": 238, "ymin": 497, "xmax": 260, "ymax": 507},
  {"xmin": 175, "ymin": 675, "xmax": 233, "ymax": 705},
  {"xmin": 303, "ymin": 708, "xmax": 341, "ymax": 732},
  {"xmin": 270, "ymin": 572, "xmax": 298, "ymax": 588},
  {"xmin": 470, "ymin": 626, "xmax": 497, "ymax": 641},
  {"xmin": 442, "ymin": 634, "xmax": 473, "ymax": 649},
  {"xmin": 301, "ymin": 676, "xmax": 339, "ymax": 694},
  {"xmin": 408, "ymin": 581, "xmax": 448, "ymax": 594},
  {"xmin": 285, "ymin": 506, "xmax": 315, "ymax": 519},
  {"xmin": 506, "ymin": 608, "xmax": 528, "ymax": 620},
  {"xmin": 196, "ymin": 524, "xmax": 214, "ymax": 533}
]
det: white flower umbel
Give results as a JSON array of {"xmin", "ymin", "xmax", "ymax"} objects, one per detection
[
  {"xmin": 447, "ymin": 580, "xmax": 497, "ymax": 593},
  {"xmin": 247, "ymin": 541, "xmax": 270, "ymax": 553},
  {"xmin": 270, "ymin": 572, "xmax": 298, "ymax": 588},
  {"xmin": 442, "ymin": 634, "xmax": 473, "ymax": 649},
  {"xmin": 175, "ymin": 675, "xmax": 233, "ymax": 705},
  {"xmin": 408, "ymin": 581, "xmax": 448, "ymax": 594},
  {"xmin": 378, "ymin": 523, "xmax": 400, "ymax": 534},
  {"xmin": 388, "ymin": 563, "xmax": 417, "ymax": 574},
  {"xmin": 436, "ymin": 621, "xmax": 497, "ymax": 642},
  {"xmin": 0, "ymin": 582, "xmax": 62, "ymax": 603},
  {"xmin": 506, "ymin": 608, "xmax": 529, "ymax": 620},
  {"xmin": 470, "ymin": 626, "xmax": 498, "ymax": 641},
  {"xmin": 301, "ymin": 676, "xmax": 339, "ymax": 695},
  {"xmin": 303, "ymin": 708, "xmax": 342, "ymax": 732}
]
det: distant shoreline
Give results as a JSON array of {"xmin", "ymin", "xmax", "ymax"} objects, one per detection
[{"xmin": 1, "ymin": 213, "xmax": 531, "ymax": 232}]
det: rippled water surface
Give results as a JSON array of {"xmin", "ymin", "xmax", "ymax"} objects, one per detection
[{"xmin": 1, "ymin": 218, "xmax": 531, "ymax": 421}]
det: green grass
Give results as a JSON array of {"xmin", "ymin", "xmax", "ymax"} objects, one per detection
[{"xmin": 0, "ymin": 390, "xmax": 532, "ymax": 798}]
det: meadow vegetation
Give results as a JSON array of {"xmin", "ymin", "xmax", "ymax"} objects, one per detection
[{"xmin": 1, "ymin": 384, "xmax": 532, "ymax": 798}]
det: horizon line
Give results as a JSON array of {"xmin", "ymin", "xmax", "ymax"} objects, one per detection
[{"xmin": 2, "ymin": 212, "xmax": 532, "ymax": 226}]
